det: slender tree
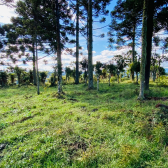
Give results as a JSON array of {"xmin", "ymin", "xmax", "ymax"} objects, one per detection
[
  {"xmin": 144, "ymin": 0, "xmax": 154, "ymax": 90},
  {"xmin": 138, "ymin": 0, "xmax": 148, "ymax": 100},
  {"xmin": 75, "ymin": 0, "xmax": 79, "ymax": 84},
  {"xmin": 88, "ymin": 0, "xmax": 93, "ymax": 89},
  {"xmin": 56, "ymin": 0, "xmax": 62, "ymax": 94}
]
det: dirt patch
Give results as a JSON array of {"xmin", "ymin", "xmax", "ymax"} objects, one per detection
[
  {"xmin": 69, "ymin": 141, "xmax": 87, "ymax": 152},
  {"xmin": 146, "ymin": 97, "xmax": 168, "ymax": 101},
  {"xmin": 92, "ymin": 108, "xmax": 98, "ymax": 112},
  {"xmin": 69, "ymin": 98, "xmax": 78, "ymax": 102}
]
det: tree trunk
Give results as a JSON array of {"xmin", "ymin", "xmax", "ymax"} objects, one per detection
[
  {"xmin": 131, "ymin": 24, "xmax": 136, "ymax": 81},
  {"xmin": 36, "ymin": 36, "xmax": 40, "ymax": 95},
  {"xmin": 153, "ymin": 71, "xmax": 156, "ymax": 82},
  {"xmin": 32, "ymin": 41, "xmax": 37, "ymax": 85},
  {"xmin": 75, "ymin": 0, "xmax": 79, "ymax": 84},
  {"xmin": 56, "ymin": 0, "xmax": 62, "ymax": 94},
  {"xmin": 136, "ymin": 72, "xmax": 138, "ymax": 83},
  {"xmin": 158, "ymin": 56, "xmax": 162, "ymax": 82},
  {"xmin": 109, "ymin": 74, "xmax": 111, "ymax": 86},
  {"xmin": 117, "ymin": 74, "xmax": 119, "ymax": 84},
  {"xmin": 88, "ymin": 0, "xmax": 93, "ymax": 89},
  {"xmin": 138, "ymin": 0, "xmax": 148, "ymax": 100},
  {"xmin": 34, "ymin": 2, "xmax": 40, "ymax": 95},
  {"xmin": 18, "ymin": 74, "xmax": 20, "ymax": 86},
  {"xmin": 97, "ymin": 75, "xmax": 99, "ymax": 91},
  {"xmin": 85, "ymin": 78, "xmax": 87, "ymax": 85},
  {"xmin": 145, "ymin": 0, "xmax": 154, "ymax": 90},
  {"xmin": 53, "ymin": 68, "xmax": 56, "ymax": 86}
]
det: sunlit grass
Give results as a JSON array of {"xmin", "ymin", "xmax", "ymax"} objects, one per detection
[{"xmin": 0, "ymin": 80, "xmax": 168, "ymax": 167}]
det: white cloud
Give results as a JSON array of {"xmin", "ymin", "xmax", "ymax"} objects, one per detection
[
  {"xmin": 154, "ymin": 29, "xmax": 167, "ymax": 39},
  {"xmin": 0, "ymin": 1, "xmax": 18, "ymax": 24}
]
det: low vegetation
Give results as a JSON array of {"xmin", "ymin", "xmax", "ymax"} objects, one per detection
[{"xmin": 0, "ymin": 79, "xmax": 168, "ymax": 167}]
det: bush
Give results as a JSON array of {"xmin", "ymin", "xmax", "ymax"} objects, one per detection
[
  {"xmin": 49, "ymin": 72, "xmax": 57, "ymax": 86},
  {"xmin": 158, "ymin": 75, "xmax": 168, "ymax": 87},
  {"xmin": 40, "ymin": 71, "xmax": 48, "ymax": 84}
]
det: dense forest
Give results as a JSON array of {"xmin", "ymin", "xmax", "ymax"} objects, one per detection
[{"xmin": 0, "ymin": 0, "xmax": 168, "ymax": 167}]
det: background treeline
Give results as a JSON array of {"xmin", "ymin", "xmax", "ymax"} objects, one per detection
[{"xmin": 0, "ymin": 0, "xmax": 168, "ymax": 98}]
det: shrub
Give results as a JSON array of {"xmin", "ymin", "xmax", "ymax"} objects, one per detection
[
  {"xmin": 40, "ymin": 71, "xmax": 48, "ymax": 85},
  {"xmin": 0, "ymin": 71, "xmax": 8, "ymax": 86}
]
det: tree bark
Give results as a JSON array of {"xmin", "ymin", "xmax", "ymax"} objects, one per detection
[
  {"xmin": 144, "ymin": 0, "xmax": 154, "ymax": 90},
  {"xmin": 139, "ymin": 0, "xmax": 148, "ymax": 100},
  {"xmin": 56, "ymin": 0, "xmax": 62, "ymax": 94},
  {"xmin": 88, "ymin": 0, "xmax": 93, "ymax": 89},
  {"xmin": 75, "ymin": 0, "xmax": 79, "ymax": 84},
  {"xmin": 32, "ymin": 41, "xmax": 37, "ymax": 85}
]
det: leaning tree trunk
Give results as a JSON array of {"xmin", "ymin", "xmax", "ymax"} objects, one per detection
[
  {"xmin": 56, "ymin": 0, "xmax": 62, "ymax": 94},
  {"xmin": 75, "ymin": 0, "xmax": 79, "ymax": 84},
  {"xmin": 145, "ymin": 0, "xmax": 154, "ymax": 90},
  {"xmin": 88, "ymin": 0, "xmax": 93, "ymax": 89},
  {"xmin": 139, "ymin": 0, "xmax": 148, "ymax": 100},
  {"xmin": 32, "ymin": 41, "xmax": 37, "ymax": 85}
]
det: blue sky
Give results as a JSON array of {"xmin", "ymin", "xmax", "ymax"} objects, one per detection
[{"xmin": 0, "ymin": 0, "xmax": 168, "ymax": 72}]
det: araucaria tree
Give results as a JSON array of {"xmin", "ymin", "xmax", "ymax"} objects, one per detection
[
  {"xmin": 56, "ymin": 0, "xmax": 62, "ymax": 94},
  {"xmin": 9, "ymin": 0, "xmax": 75, "ymax": 93},
  {"xmin": 109, "ymin": 0, "xmax": 143, "ymax": 81},
  {"xmin": 40, "ymin": 0, "xmax": 75, "ymax": 94},
  {"xmin": 80, "ymin": 0, "xmax": 111, "ymax": 89}
]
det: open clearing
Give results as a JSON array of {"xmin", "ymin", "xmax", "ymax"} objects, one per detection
[{"xmin": 0, "ymin": 82, "xmax": 168, "ymax": 167}]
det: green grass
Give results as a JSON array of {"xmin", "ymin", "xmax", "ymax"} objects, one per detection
[{"xmin": 0, "ymin": 81, "xmax": 168, "ymax": 167}]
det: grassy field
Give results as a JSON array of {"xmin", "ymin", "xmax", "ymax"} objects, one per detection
[{"xmin": 0, "ymin": 81, "xmax": 168, "ymax": 167}]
